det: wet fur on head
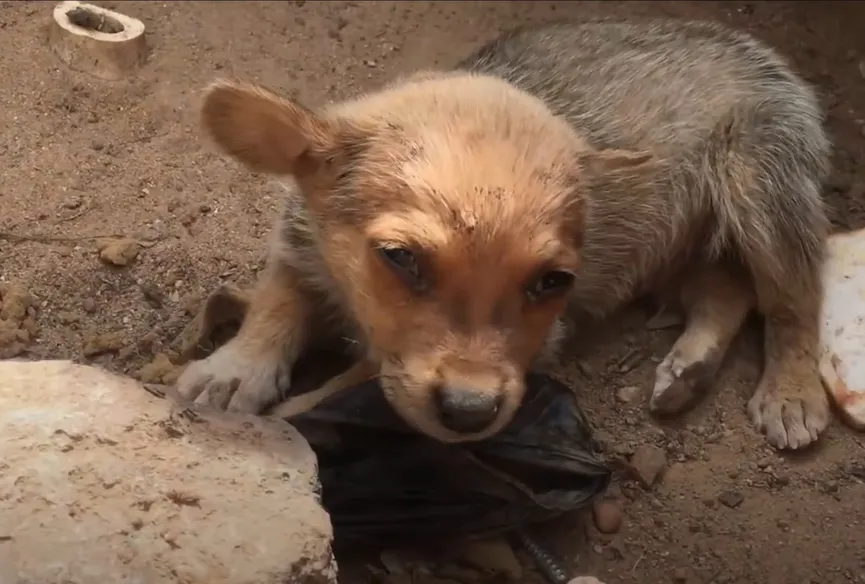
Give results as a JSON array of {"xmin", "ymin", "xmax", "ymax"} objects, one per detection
[{"xmin": 199, "ymin": 74, "xmax": 650, "ymax": 442}]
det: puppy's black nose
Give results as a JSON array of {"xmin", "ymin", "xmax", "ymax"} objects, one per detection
[{"xmin": 434, "ymin": 386, "xmax": 501, "ymax": 434}]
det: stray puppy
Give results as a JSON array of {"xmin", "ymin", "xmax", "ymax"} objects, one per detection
[{"xmin": 177, "ymin": 19, "xmax": 832, "ymax": 450}]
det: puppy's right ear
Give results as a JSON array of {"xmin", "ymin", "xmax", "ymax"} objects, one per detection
[{"xmin": 201, "ymin": 80, "xmax": 342, "ymax": 176}]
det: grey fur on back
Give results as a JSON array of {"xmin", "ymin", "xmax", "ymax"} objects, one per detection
[{"xmin": 457, "ymin": 19, "xmax": 831, "ymax": 311}]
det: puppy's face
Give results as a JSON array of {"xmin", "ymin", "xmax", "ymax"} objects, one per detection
[{"xmin": 201, "ymin": 75, "xmax": 650, "ymax": 442}]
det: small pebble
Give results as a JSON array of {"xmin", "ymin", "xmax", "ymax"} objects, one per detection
[
  {"xmin": 718, "ymin": 490, "xmax": 745, "ymax": 509},
  {"xmin": 616, "ymin": 385, "xmax": 641, "ymax": 403},
  {"xmin": 592, "ymin": 499, "xmax": 623, "ymax": 534},
  {"xmin": 628, "ymin": 444, "xmax": 668, "ymax": 488}
]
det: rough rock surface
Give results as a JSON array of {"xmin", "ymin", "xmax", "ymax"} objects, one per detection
[{"xmin": 0, "ymin": 360, "xmax": 335, "ymax": 584}]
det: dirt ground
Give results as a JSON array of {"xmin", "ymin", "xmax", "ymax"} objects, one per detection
[{"xmin": 2, "ymin": 1, "xmax": 865, "ymax": 583}]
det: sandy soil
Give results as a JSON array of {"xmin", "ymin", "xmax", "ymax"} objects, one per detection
[{"xmin": 2, "ymin": 1, "xmax": 865, "ymax": 583}]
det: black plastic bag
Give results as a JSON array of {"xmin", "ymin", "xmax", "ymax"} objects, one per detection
[
  {"xmin": 172, "ymin": 285, "xmax": 612, "ymax": 549},
  {"xmin": 290, "ymin": 373, "xmax": 612, "ymax": 549}
]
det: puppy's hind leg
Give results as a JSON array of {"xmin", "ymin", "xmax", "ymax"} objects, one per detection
[
  {"xmin": 706, "ymin": 93, "xmax": 831, "ymax": 449},
  {"xmin": 729, "ymin": 155, "xmax": 830, "ymax": 450},
  {"xmin": 650, "ymin": 263, "xmax": 754, "ymax": 414},
  {"xmin": 744, "ymin": 230, "xmax": 830, "ymax": 450}
]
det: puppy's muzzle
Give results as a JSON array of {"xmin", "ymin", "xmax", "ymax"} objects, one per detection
[{"xmin": 434, "ymin": 385, "xmax": 503, "ymax": 434}]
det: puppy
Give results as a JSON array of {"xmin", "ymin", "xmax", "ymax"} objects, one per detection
[{"xmin": 177, "ymin": 19, "xmax": 832, "ymax": 450}]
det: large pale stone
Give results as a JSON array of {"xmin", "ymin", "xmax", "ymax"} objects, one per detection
[
  {"xmin": 820, "ymin": 227, "xmax": 865, "ymax": 430},
  {"xmin": 0, "ymin": 360, "xmax": 336, "ymax": 584}
]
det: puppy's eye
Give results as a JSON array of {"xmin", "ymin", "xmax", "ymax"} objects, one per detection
[
  {"xmin": 379, "ymin": 247, "xmax": 424, "ymax": 290},
  {"xmin": 527, "ymin": 270, "xmax": 575, "ymax": 302}
]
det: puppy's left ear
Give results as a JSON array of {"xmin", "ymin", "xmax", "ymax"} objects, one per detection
[
  {"xmin": 578, "ymin": 149, "xmax": 654, "ymax": 176},
  {"xmin": 200, "ymin": 79, "xmax": 365, "ymax": 177}
]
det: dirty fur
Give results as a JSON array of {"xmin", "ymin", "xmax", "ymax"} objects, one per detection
[{"xmin": 177, "ymin": 18, "xmax": 832, "ymax": 450}]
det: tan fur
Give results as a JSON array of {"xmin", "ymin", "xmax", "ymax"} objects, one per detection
[
  {"xmin": 177, "ymin": 19, "xmax": 832, "ymax": 449},
  {"xmin": 182, "ymin": 73, "xmax": 648, "ymax": 442},
  {"xmin": 269, "ymin": 360, "xmax": 378, "ymax": 419}
]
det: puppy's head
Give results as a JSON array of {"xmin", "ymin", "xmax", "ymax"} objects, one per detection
[{"xmin": 201, "ymin": 74, "xmax": 650, "ymax": 442}]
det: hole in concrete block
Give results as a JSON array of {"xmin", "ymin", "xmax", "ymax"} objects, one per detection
[{"xmin": 66, "ymin": 7, "xmax": 125, "ymax": 34}]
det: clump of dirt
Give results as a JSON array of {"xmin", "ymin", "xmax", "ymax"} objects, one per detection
[
  {"xmin": 0, "ymin": 284, "xmax": 38, "ymax": 359},
  {"xmin": 97, "ymin": 237, "xmax": 141, "ymax": 267}
]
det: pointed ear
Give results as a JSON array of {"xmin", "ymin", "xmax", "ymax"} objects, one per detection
[
  {"xmin": 200, "ymin": 80, "xmax": 338, "ymax": 176},
  {"xmin": 578, "ymin": 149, "xmax": 654, "ymax": 176}
]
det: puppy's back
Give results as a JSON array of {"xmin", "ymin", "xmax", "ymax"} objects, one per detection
[
  {"xmin": 458, "ymin": 19, "xmax": 826, "ymax": 162},
  {"xmin": 456, "ymin": 19, "xmax": 831, "ymax": 316}
]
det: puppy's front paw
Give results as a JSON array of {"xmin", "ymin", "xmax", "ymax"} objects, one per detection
[
  {"xmin": 650, "ymin": 335, "xmax": 722, "ymax": 415},
  {"xmin": 176, "ymin": 341, "xmax": 291, "ymax": 414}
]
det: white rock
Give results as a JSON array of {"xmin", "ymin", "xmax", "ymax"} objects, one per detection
[
  {"xmin": 820, "ymin": 227, "xmax": 865, "ymax": 430},
  {"xmin": 0, "ymin": 360, "xmax": 336, "ymax": 584}
]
